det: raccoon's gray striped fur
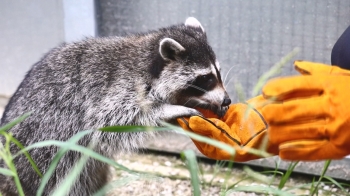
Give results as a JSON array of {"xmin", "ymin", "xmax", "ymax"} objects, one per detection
[{"xmin": 0, "ymin": 17, "xmax": 231, "ymax": 195}]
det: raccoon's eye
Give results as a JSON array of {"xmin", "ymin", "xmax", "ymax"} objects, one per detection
[
  {"xmin": 198, "ymin": 75, "xmax": 212, "ymax": 83},
  {"xmin": 195, "ymin": 74, "xmax": 216, "ymax": 90}
]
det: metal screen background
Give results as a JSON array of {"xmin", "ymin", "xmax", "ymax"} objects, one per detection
[{"xmin": 96, "ymin": 0, "xmax": 350, "ymax": 101}]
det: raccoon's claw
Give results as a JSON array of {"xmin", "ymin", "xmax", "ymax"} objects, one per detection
[{"xmin": 179, "ymin": 107, "xmax": 203, "ymax": 118}]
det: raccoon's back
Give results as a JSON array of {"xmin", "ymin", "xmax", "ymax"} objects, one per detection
[{"xmin": 1, "ymin": 37, "xmax": 149, "ymax": 142}]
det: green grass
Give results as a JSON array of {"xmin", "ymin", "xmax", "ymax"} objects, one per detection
[
  {"xmin": 0, "ymin": 116, "xmax": 349, "ymax": 196},
  {"xmin": 2, "ymin": 118, "xmax": 349, "ymax": 195}
]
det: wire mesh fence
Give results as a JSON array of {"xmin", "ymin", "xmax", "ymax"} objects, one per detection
[{"xmin": 96, "ymin": 0, "xmax": 350, "ymax": 100}]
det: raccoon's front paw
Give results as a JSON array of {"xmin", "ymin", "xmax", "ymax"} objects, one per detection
[
  {"xmin": 160, "ymin": 105, "xmax": 202, "ymax": 122},
  {"xmin": 181, "ymin": 107, "xmax": 203, "ymax": 118}
]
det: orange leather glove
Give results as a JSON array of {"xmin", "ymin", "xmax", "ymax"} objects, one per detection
[
  {"xmin": 262, "ymin": 61, "xmax": 350, "ymax": 160},
  {"xmin": 177, "ymin": 95, "xmax": 279, "ymax": 162}
]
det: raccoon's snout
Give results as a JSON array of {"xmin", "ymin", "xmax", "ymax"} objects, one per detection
[
  {"xmin": 222, "ymin": 97, "xmax": 231, "ymax": 106},
  {"xmin": 216, "ymin": 95, "xmax": 231, "ymax": 117}
]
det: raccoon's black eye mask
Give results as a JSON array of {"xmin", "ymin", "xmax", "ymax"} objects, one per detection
[
  {"xmin": 181, "ymin": 73, "xmax": 217, "ymax": 97},
  {"xmin": 193, "ymin": 73, "xmax": 217, "ymax": 91}
]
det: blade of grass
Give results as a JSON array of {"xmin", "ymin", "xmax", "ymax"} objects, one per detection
[
  {"xmin": 163, "ymin": 122, "xmax": 235, "ymax": 156},
  {"xmin": 278, "ymin": 161, "xmax": 299, "ymax": 189},
  {"xmin": 0, "ymin": 134, "xmax": 24, "ymax": 196},
  {"xmin": 0, "ymin": 113, "xmax": 42, "ymax": 177},
  {"xmin": 33, "ymin": 126, "xmax": 160, "ymax": 195},
  {"xmin": 164, "ymin": 122, "xmax": 273, "ymax": 159},
  {"xmin": 181, "ymin": 150, "xmax": 200, "ymax": 196},
  {"xmin": 310, "ymin": 160, "xmax": 332, "ymax": 196},
  {"xmin": 220, "ymin": 160, "xmax": 235, "ymax": 195},
  {"xmin": 234, "ymin": 82, "xmax": 246, "ymax": 102},
  {"xmin": 243, "ymin": 166, "xmax": 272, "ymax": 184},
  {"xmin": 261, "ymin": 170, "xmax": 284, "ymax": 176},
  {"xmin": 251, "ymin": 47, "xmax": 300, "ymax": 97},
  {"xmin": 99, "ymin": 125, "xmax": 168, "ymax": 132},
  {"xmin": 0, "ymin": 113, "xmax": 31, "ymax": 133},
  {"xmin": 36, "ymin": 130, "xmax": 93, "ymax": 196},
  {"xmin": 226, "ymin": 176, "xmax": 251, "ymax": 190},
  {"xmin": 17, "ymin": 140, "xmax": 133, "ymax": 173},
  {"xmin": 268, "ymin": 159, "xmax": 282, "ymax": 186},
  {"xmin": 50, "ymin": 152, "xmax": 90, "ymax": 196},
  {"xmin": 283, "ymin": 182, "xmax": 313, "ymax": 192},
  {"xmin": 9, "ymin": 136, "xmax": 42, "ymax": 177},
  {"xmin": 197, "ymin": 161, "xmax": 206, "ymax": 189},
  {"xmin": 208, "ymin": 160, "xmax": 228, "ymax": 186},
  {"xmin": 0, "ymin": 168, "xmax": 15, "ymax": 176},
  {"xmin": 322, "ymin": 176, "xmax": 350, "ymax": 195}
]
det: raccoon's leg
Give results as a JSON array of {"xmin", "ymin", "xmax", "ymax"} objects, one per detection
[
  {"xmin": 64, "ymin": 157, "xmax": 109, "ymax": 196},
  {"xmin": 3, "ymin": 147, "xmax": 45, "ymax": 196},
  {"xmin": 0, "ymin": 173, "xmax": 18, "ymax": 196},
  {"xmin": 36, "ymin": 150, "xmax": 109, "ymax": 196}
]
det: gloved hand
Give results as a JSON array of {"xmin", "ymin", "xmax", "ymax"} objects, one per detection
[
  {"xmin": 177, "ymin": 95, "xmax": 279, "ymax": 162},
  {"xmin": 263, "ymin": 60, "xmax": 350, "ymax": 160}
]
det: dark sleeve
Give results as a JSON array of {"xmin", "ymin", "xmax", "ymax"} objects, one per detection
[{"xmin": 331, "ymin": 25, "xmax": 350, "ymax": 70}]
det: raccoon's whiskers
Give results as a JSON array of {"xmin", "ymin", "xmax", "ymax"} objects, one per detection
[
  {"xmin": 183, "ymin": 99, "xmax": 192, "ymax": 107},
  {"xmin": 183, "ymin": 97, "xmax": 202, "ymax": 108},
  {"xmin": 223, "ymin": 66, "xmax": 235, "ymax": 86},
  {"xmin": 186, "ymin": 84, "xmax": 208, "ymax": 93},
  {"xmin": 225, "ymin": 76, "xmax": 236, "ymax": 87}
]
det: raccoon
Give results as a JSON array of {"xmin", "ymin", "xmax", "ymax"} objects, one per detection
[{"xmin": 0, "ymin": 17, "xmax": 231, "ymax": 195}]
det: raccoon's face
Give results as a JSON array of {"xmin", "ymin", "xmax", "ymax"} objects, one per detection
[
  {"xmin": 177, "ymin": 60, "xmax": 231, "ymax": 117},
  {"xmin": 152, "ymin": 17, "xmax": 231, "ymax": 117}
]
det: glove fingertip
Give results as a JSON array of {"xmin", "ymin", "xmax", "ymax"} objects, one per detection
[
  {"xmin": 294, "ymin": 60, "xmax": 313, "ymax": 75},
  {"xmin": 177, "ymin": 117, "xmax": 190, "ymax": 130},
  {"xmin": 278, "ymin": 140, "xmax": 331, "ymax": 161}
]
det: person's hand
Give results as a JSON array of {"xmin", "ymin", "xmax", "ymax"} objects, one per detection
[
  {"xmin": 177, "ymin": 95, "xmax": 278, "ymax": 162},
  {"xmin": 263, "ymin": 61, "xmax": 350, "ymax": 160}
]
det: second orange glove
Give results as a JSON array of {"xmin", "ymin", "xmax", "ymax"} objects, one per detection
[{"xmin": 263, "ymin": 61, "xmax": 350, "ymax": 160}]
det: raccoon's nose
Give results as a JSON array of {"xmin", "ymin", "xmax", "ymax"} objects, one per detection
[{"xmin": 222, "ymin": 97, "xmax": 231, "ymax": 106}]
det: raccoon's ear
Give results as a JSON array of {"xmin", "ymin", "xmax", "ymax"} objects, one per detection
[
  {"xmin": 185, "ymin": 17, "xmax": 205, "ymax": 33},
  {"xmin": 159, "ymin": 38, "xmax": 186, "ymax": 61}
]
